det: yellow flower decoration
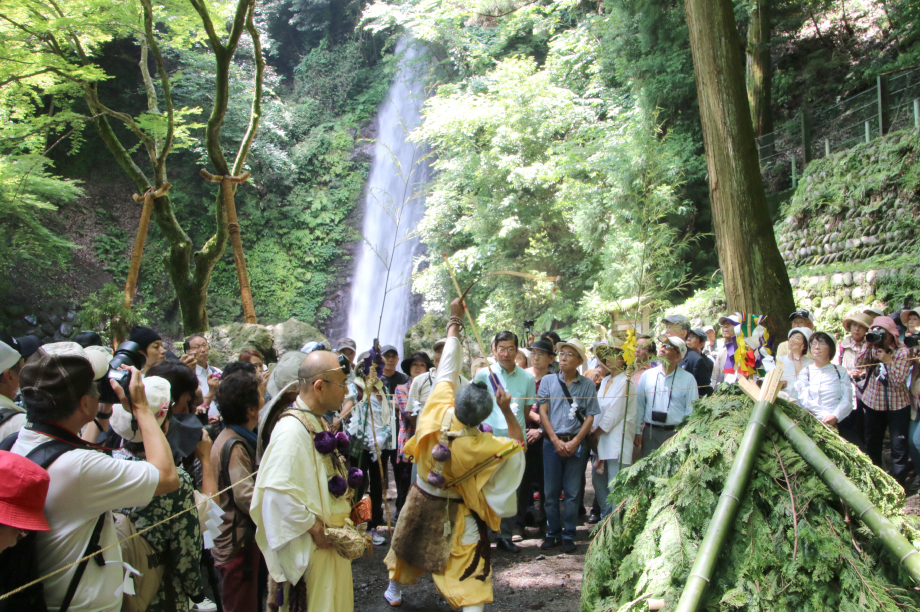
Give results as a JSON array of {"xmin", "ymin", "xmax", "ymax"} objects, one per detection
[
  {"xmin": 734, "ymin": 334, "xmax": 755, "ymax": 377},
  {"xmin": 622, "ymin": 329, "xmax": 637, "ymax": 367}
]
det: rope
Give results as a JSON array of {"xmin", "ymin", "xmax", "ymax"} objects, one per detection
[{"xmin": 0, "ymin": 468, "xmax": 260, "ymax": 603}]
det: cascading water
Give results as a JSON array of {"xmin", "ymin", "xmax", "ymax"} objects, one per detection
[{"xmin": 346, "ymin": 38, "xmax": 430, "ymax": 356}]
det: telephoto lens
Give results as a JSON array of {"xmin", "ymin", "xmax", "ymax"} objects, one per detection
[
  {"xmin": 905, "ymin": 334, "xmax": 920, "ymax": 349},
  {"xmin": 865, "ymin": 331, "xmax": 885, "ymax": 345},
  {"xmin": 98, "ymin": 341, "xmax": 147, "ymax": 405}
]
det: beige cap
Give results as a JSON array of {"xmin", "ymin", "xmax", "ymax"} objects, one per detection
[
  {"xmin": 555, "ymin": 339, "xmax": 587, "ymax": 363},
  {"xmin": 39, "ymin": 342, "xmax": 110, "ymax": 381},
  {"xmin": 657, "ymin": 335, "xmax": 687, "ymax": 359}
]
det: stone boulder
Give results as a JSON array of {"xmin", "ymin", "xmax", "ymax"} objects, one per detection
[{"xmin": 204, "ymin": 318, "xmax": 326, "ymax": 368}]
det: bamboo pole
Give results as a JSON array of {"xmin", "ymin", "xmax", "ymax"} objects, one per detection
[
  {"xmin": 124, "ymin": 183, "xmax": 171, "ymax": 309},
  {"xmin": 675, "ymin": 365, "xmax": 784, "ymax": 612},
  {"xmin": 770, "ymin": 404, "xmax": 920, "ymax": 584},
  {"xmin": 200, "ymin": 169, "xmax": 257, "ymax": 324}
]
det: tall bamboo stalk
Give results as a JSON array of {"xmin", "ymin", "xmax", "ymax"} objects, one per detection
[
  {"xmin": 676, "ymin": 367, "xmax": 784, "ymax": 612},
  {"xmin": 771, "ymin": 404, "xmax": 920, "ymax": 584}
]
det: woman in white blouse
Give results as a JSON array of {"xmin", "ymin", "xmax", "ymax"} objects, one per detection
[
  {"xmin": 590, "ymin": 341, "xmax": 638, "ymax": 519},
  {"xmin": 779, "ymin": 327, "xmax": 813, "ymax": 401},
  {"xmin": 794, "ymin": 331, "xmax": 853, "ymax": 430}
]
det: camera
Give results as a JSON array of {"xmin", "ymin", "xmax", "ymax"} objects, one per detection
[
  {"xmin": 905, "ymin": 333, "xmax": 920, "ymax": 349},
  {"xmin": 523, "ymin": 320, "xmax": 535, "ymax": 336},
  {"xmin": 98, "ymin": 341, "xmax": 147, "ymax": 405},
  {"xmin": 865, "ymin": 331, "xmax": 886, "ymax": 345}
]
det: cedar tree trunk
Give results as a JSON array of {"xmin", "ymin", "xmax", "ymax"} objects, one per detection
[
  {"xmin": 746, "ymin": 0, "xmax": 772, "ymax": 149},
  {"xmin": 685, "ymin": 0, "xmax": 795, "ymax": 339}
]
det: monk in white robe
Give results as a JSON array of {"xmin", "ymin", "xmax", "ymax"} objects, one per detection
[{"xmin": 252, "ymin": 350, "xmax": 354, "ymax": 612}]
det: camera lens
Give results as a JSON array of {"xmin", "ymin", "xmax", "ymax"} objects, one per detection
[{"xmin": 98, "ymin": 341, "xmax": 147, "ymax": 404}]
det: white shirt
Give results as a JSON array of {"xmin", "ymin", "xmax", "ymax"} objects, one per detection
[
  {"xmin": 0, "ymin": 393, "xmax": 26, "ymax": 441},
  {"xmin": 11, "ymin": 429, "xmax": 159, "ymax": 612},
  {"xmin": 195, "ymin": 363, "xmax": 221, "ymax": 399},
  {"xmin": 777, "ymin": 354, "xmax": 814, "ymax": 402},
  {"xmin": 794, "ymin": 363, "xmax": 853, "ymax": 422},
  {"xmin": 594, "ymin": 373, "xmax": 638, "ymax": 464}
]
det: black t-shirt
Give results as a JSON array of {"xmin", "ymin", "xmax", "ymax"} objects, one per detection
[
  {"xmin": 680, "ymin": 350, "xmax": 714, "ymax": 397},
  {"xmin": 383, "ymin": 371, "xmax": 410, "ymax": 397}
]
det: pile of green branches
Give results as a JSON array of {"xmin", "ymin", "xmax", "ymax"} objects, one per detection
[{"xmin": 581, "ymin": 389, "xmax": 920, "ymax": 612}]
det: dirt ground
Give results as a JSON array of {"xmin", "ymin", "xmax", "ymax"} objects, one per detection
[{"xmin": 350, "ymin": 463, "xmax": 596, "ymax": 612}]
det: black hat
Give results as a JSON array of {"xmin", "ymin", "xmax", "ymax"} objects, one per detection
[
  {"xmin": 72, "ymin": 331, "xmax": 103, "ymax": 349},
  {"xmin": 129, "ymin": 326, "xmax": 161, "ymax": 352},
  {"xmin": 402, "ymin": 351, "xmax": 434, "ymax": 375},
  {"xmin": 0, "ymin": 332, "xmax": 42, "ymax": 360},
  {"xmin": 531, "ymin": 338, "xmax": 556, "ymax": 355}
]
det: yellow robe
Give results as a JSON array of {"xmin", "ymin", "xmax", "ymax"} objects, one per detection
[
  {"xmin": 252, "ymin": 399, "xmax": 354, "ymax": 612},
  {"xmin": 386, "ymin": 378, "xmax": 523, "ymax": 609}
]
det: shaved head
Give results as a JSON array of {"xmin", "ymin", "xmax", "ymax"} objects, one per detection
[
  {"xmin": 298, "ymin": 350, "xmax": 340, "ymax": 382},
  {"xmin": 297, "ymin": 350, "xmax": 347, "ymax": 414}
]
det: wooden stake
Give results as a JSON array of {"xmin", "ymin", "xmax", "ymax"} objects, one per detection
[
  {"xmin": 200, "ymin": 169, "xmax": 257, "ymax": 324},
  {"xmin": 125, "ymin": 183, "xmax": 171, "ymax": 309}
]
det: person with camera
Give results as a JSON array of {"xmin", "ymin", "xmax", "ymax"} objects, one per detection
[
  {"xmin": 209, "ymin": 370, "xmax": 263, "ymax": 612},
  {"xmin": 836, "ymin": 312, "xmax": 873, "ymax": 451},
  {"xmin": 184, "ymin": 334, "xmax": 221, "ymax": 414},
  {"xmin": 635, "ymin": 336, "xmax": 699, "ymax": 459},
  {"xmin": 4, "ymin": 342, "xmax": 179, "ymax": 612},
  {"xmin": 537, "ymin": 339, "xmax": 599, "ymax": 553},
  {"xmin": 856, "ymin": 316, "xmax": 913, "ymax": 484},
  {"xmin": 110, "ymin": 376, "xmax": 209, "ymax": 612}
]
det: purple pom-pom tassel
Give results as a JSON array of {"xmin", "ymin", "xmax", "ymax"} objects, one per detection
[
  {"xmin": 347, "ymin": 467, "xmax": 364, "ymax": 489},
  {"xmin": 427, "ymin": 472, "xmax": 446, "ymax": 488},
  {"xmin": 479, "ymin": 423, "xmax": 493, "ymax": 434},
  {"xmin": 335, "ymin": 431, "xmax": 350, "ymax": 451},
  {"xmin": 328, "ymin": 475, "xmax": 348, "ymax": 497},
  {"xmin": 314, "ymin": 431, "xmax": 337, "ymax": 455},
  {"xmin": 431, "ymin": 443, "xmax": 451, "ymax": 462}
]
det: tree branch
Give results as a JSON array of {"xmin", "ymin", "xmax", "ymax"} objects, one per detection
[
  {"xmin": 140, "ymin": 0, "xmax": 176, "ymax": 181},
  {"xmin": 231, "ymin": 3, "xmax": 264, "ymax": 175}
]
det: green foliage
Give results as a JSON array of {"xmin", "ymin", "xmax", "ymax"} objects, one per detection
[
  {"xmin": 877, "ymin": 272, "xmax": 920, "ymax": 310},
  {"xmin": 79, "ymin": 283, "xmax": 149, "ymax": 343},
  {"xmin": 0, "ymin": 154, "xmax": 80, "ymax": 291},
  {"xmin": 582, "ymin": 391, "xmax": 920, "ymax": 611},
  {"xmin": 92, "ymin": 232, "xmax": 131, "ymax": 282}
]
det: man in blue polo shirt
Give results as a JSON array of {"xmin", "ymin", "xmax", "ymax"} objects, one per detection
[
  {"xmin": 474, "ymin": 330, "xmax": 536, "ymax": 553},
  {"xmin": 536, "ymin": 339, "xmax": 599, "ymax": 554}
]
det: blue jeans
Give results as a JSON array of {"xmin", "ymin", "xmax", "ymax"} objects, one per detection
[
  {"xmin": 543, "ymin": 438, "xmax": 589, "ymax": 541},
  {"xmin": 909, "ymin": 417, "xmax": 920, "ymax": 475},
  {"xmin": 592, "ymin": 459, "xmax": 626, "ymax": 519}
]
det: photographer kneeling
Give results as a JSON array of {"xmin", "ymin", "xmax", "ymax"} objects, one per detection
[
  {"xmin": 856, "ymin": 317, "xmax": 913, "ymax": 485},
  {"xmin": 4, "ymin": 342, "xmax": 179, "ymax": 611}
]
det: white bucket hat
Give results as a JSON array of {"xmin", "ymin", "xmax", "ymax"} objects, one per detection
[{"xmin": 110, "ymin": 376, "xmax": 171, "ymax": 443}]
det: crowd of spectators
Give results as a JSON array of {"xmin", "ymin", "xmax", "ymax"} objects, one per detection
[{"xmin": 1, "ymin": 300, "xmax": 918, "ymax": 611}]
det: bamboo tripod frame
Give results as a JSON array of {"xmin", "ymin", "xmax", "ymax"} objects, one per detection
[
  {"xmin": 200, "ymin": 169, "xmax": 257, "ymax": 324},
  {"xmin": 124, "ymin": 183, "xmax": 172, "ymax": 309}
]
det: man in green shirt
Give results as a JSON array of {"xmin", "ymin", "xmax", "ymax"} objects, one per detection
[{"xmin": 473, "ymin": 331, "xmax": 536, "ymax": 553}]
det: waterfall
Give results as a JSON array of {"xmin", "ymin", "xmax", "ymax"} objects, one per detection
[{"xmin": 345, "ymin": 38, "xmax": 430, "ymax": 357}]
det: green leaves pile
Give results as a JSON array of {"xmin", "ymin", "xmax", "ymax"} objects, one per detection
[{"xmin": 582, "ymin": 391, "xmax": 920, "ymax": 612}]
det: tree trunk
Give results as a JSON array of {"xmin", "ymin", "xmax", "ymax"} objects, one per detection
[
  {"xmin": 685, "ymin": 0, "xmax": 796, "ymax": 340},
  {"xmin": 745, "ymin": 0, "xmax": 772, "ymax": 150}
]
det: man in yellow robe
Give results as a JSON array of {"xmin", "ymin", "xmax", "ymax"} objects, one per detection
[
  {"xmin": 251, "ymin": 350, "xmax": 354, "ymax": 611},
  {"xmin": 384, "ymin": 298, "xmax": 526, "ymax": 611}
]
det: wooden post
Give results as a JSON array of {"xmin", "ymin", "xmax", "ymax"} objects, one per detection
[
  {"xmin": 914, "ymin": 99, "xmax": 919, "ymax": 131},
  {"xmin": 124, "ymin": 183, "xmax": 171, "ymax": 309},
  {"xmin": 865, "ymin": 121, "xmax": 872, "ymax": 144},
  {"xmin": 800, "ymin": 109, "xmax": 812, "ymax": 164},
  {"xmin": 200, "ymin": 169, "xmax": 257, "ymax": 324},
  {"xmin": 877, "ymin": 75, "xmax": 890, "ymax": 137},
  {"xmin": 790, "ymin": 154, "xmax": 797, "ymax": 189},
  {"xmin": 825, "ymin": 138, "xmax": 830, "ymax": 157}
]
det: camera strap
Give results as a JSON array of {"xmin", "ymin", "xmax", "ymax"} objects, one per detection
[
  {"xmin": 25, "ymin": 421, "xmax": 98, "ymax": 450},
  {"xmin": 653, "ymin": 368, "xmax": 677, "ymax": 418},
  {"xmin": 557, "ymin": 373, "xmax": 584, "ymax": 424}
]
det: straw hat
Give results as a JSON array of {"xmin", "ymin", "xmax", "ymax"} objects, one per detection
[
  {"xmin": 555, "ymin": 339, "xmax": 587, "ymax": 363},
  {"xmin": 842, "ymin": 311, "xmax": 874, "ymax": 333}
]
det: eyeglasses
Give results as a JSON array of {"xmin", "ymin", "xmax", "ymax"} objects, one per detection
[
  {"xmin": 318, "ymin": 379, "xmax": 349, "ymax": 390},
  {"xmin": 809, "ymin": 340, "xmax": 830, "ymax": 348},
  {"xmin": 558, "ymin": 351, "xmax": 579, "ymax": 359},
  {"xmin": 495, "ymin": 346, "xmax": 517, "ymax": 355}
]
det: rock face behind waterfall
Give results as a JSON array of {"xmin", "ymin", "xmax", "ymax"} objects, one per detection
[
  {"xmin": 581, "ymin": 389, "xmax": 920, "ymax": 612},
  {"xmin": 204, "ymin": 318, "xmax": 326, "ymax": 368}
]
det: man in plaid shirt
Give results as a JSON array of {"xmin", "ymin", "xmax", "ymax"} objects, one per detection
[{"xmin": 856, "ymin": 315, "xmax": 913, "ymax": 485}]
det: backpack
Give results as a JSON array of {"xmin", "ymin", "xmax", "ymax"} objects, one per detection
[
  {"xmin": 113, "ymin": 513, "xmax": 163, "ymax": 612},
  {"xmin": 0, "ymin": 432, "xmax": 106, "ymax": 612},
  {"xmin": 0, "ymin": 407, "xmax": 22, "ymax": 428}
]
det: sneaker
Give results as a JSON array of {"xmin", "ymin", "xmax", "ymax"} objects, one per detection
[
  {"xmin": 562, "ymin": 539, "xmax": 576, "ymax": 553},
  {"xmin": 540, "ymin": 537, "xmax": 559, "ymax": 550},
  {"xmin": 370, "ymin": 528, "xmax": 387, "ymax": 546},
  {"xmin": 191, "ymin": 597, "xmax": 218, "ymax": 612}
]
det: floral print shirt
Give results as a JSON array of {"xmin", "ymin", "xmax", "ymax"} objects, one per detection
[
  {"xmin": 395, "ymin": 382, "xmax": 414, "ymax": 463},
  {"xmin": 118, "ymin": 457, "xmax": 204, "ymax": 612}
]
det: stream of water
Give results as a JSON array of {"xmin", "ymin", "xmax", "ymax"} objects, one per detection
[{"xmin": 345, "ymin": 38, "xmax": 430, "ymax": 356}]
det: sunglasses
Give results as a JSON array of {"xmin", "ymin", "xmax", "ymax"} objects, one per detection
[{"xmin": 791, "ymin": 310, "xmax": 812, "ymax": 320}]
